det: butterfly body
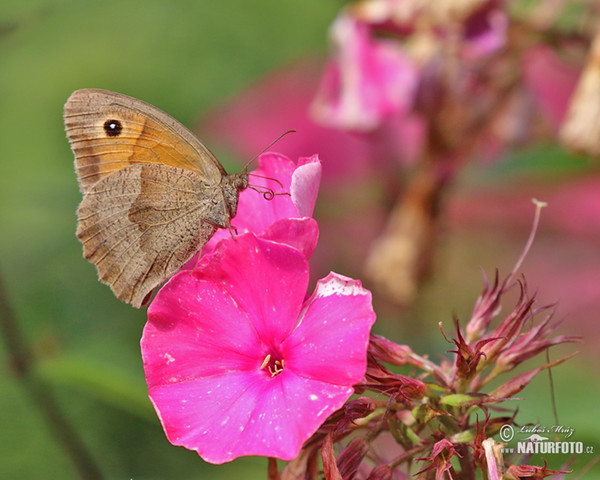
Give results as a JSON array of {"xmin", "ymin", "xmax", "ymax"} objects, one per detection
[{"xmin": 65, "ymin": 89, "xmax": 248, "ymax": 308}]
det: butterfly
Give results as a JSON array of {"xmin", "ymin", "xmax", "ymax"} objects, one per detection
[{"xmin": 64, "ymin": 89, "xmax": 248, "ymax": 308}]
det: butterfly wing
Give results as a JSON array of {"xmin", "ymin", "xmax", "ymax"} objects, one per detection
[
  {"xmin": 76, "ymin": 163, "xmax": 228, "ymax": 308},
  {"xmin": 64, "ymin": 88, "xmax": 227, "ymax": 193}
]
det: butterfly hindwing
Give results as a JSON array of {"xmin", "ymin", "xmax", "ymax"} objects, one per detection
[{"xmin": 76, "ymin": 163, "xmax": 224, "ymax": 307}]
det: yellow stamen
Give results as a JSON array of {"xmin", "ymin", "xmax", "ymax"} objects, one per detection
[
  {"xmin": 260, "ymin": 354, "xmax": 271, "ymax": 370},
  {"xmin": 269, "ymin": 360, "xmax": 285, "ymax": 377}
]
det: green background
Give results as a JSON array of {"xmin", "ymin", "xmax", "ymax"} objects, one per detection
[{"xmin": 0, "ymin": 1, "xmax": 598, "ymax": 478}]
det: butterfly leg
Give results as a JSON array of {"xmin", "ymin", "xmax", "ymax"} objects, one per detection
[{"xmin": 227, "ymin": 224, "xmax": 238, "ymax": 240}]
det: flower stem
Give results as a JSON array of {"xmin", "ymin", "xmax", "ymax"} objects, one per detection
[
  {"xmin": 0, "ymin": 272, "xmax": 104, "ymax": 480},
  {"xmin": 506, "ymin": 199, "xmax": 547, "ymax": 285}
]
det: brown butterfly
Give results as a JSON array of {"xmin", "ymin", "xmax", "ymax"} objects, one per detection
[{"xmin": 64, "ymin": 89, "xmax": 248, "ymax": 308}]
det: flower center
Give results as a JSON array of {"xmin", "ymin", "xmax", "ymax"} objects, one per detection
[{"xmin": 260, "ymin": 353, "xmax": 285, "ymax": 377}]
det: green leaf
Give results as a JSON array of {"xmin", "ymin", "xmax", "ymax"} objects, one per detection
[{"xmin": 439, "ymin": 393, "xmax": 479, "ymax": 407}]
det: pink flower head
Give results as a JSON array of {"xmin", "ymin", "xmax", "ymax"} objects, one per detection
[
  {"xmin": 141, "ymin": 233, "xmax": 376, "ymax": 463},
  {"xmin": 311, "ymin": 12, "xmax": 419, "ymax": 131},
  {"xmin": 212, "ymin": 152, "xmax": 321, "ymax": 258},
  {"xmin": 185, "ymin": 152, "xmax": 321, "ymax": 270}
]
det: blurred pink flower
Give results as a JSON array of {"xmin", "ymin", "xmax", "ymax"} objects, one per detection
[
  {"xmin": 141, "ymin": 233, "xmax": 376, "ymax": 463},
  {"xmin": 461, "ymin": 2, "xmax": 508, "ymax": 60},
  {"xmin": 522, "ymin": 46, "xmax": 581, "ymax": 130},
  {"xmin": 311, "ymin": 13, "xmax": 419, "ymax": 131},
  {"xmin": 197, "ymin": 59, "xmax": 424, "ymax": 187}
]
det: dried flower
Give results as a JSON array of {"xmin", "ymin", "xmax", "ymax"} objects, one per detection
[
  {"xmin": 311, "ymin": 12, "xmax": 419, "ymax": 131},
  {"xmin": 505, "ymin": 459, "xmax": 571, "ymax": 479},
  {"xmin": 560, "ymin": 31, "xmax": 600, "ymax": 157},
  {"xmin": 415, "ymin": 438, "xmax": 462, "ymax": 480},
  {"xmin": 482, "ymin": 438, "xmax": 503, "ymax": 480}
]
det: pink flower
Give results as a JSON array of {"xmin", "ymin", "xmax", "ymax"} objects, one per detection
[
  {"xmin": 311, "ymin": 13, "xmax": 419, "ymax": 131},
  {"xmin": 141, "ymin": 233, "xmax": 376, "ymax": 464},
  {"xmin": 183, "ymin": 152, "xmax": 321, "ymax": 271},
  {"xmin": 205, "ymin": 152, "xmax": 321, "ymax": 259}
]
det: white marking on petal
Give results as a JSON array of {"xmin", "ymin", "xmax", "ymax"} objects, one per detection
[
  {"xmin": 315, "ymin": 273, "xmax": 368, "ymax": 298},
  {"xmin": 164, "ymin": 353, "xmax": 175, "ymax": 363},
  {"xmin": 309, "ymin": 394, "xmax": 319, "ymax": 401},
  {"xmin": 317, "ymin": 406, "xmax": 329, "ymax": 417}
]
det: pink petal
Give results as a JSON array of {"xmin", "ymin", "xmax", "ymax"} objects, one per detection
[
  {"xmin": 242, "ymin": 372, "xmax": 354, "ymax": 459},
  {"xmin": 196, "ymin": 233, "xmax": 309, "ymax": 344},
  {"xmin": 291, "ymin": 155, "xmax": 322, "ymax": 217},
  {"xmin": 143, "ymin": 273, "xmax": 261, "ymax": 389},
  {"xmin": 241, "ymin": 152, "xmax": 321, "ymax": 225},
  {"xmin": 148, "ymin": 370, "xmax": 354, "ymax": 464},
  {"xmin": 262, "ymin": 217, "xmax": 319, "ymax": 259},
  {"xmin": 283, "ymin": 273, "xmax": 376, "ymax": 385},
  {"xmin": 183, "ymin": 212, "xmax": 319, "ymax": 274}
]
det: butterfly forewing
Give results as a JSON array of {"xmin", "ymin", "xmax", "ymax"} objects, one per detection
[{"xmin": 64, "ymin": 89, "xmax": 226, "ymax": 193}]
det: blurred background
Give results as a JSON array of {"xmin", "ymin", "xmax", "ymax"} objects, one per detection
[{"xmin": 0, "ymin": 0, "xmax": 599, "ymax": 478}]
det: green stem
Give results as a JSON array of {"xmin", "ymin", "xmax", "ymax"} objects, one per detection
[{"xmin": 0, "ymin": 272, "xmax": 104, "ymax": 480}]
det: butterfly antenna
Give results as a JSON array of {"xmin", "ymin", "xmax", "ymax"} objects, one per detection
[
  {"xmin": 249, "ymin": 172, "xmax": 284, "ymax": 190},
  {"xmin": 248, "ymin": 174, "xmax": 291, "ymax": 200},
  {"xmin": 248, "ymin": 183, "xmax": 291, "ymax": 200},
  {"xmin": 241, "ymin": 129, "xmax": 296, "ymax": 172}
]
